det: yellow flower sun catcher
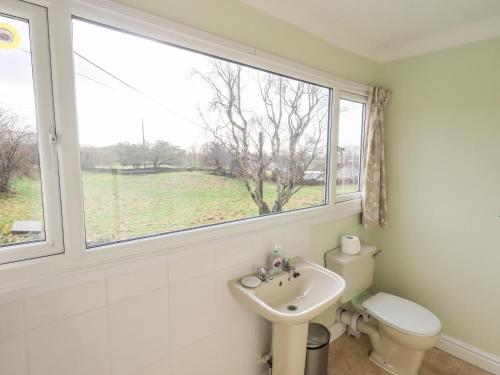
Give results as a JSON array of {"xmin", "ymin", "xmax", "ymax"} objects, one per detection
[{"xmin": 0, "ymin": 22, "xmax": 21, "ymax": 50}]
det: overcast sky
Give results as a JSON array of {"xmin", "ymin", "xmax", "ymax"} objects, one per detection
[
  {"xmin": 0, "ymin": 15, "xmax": 35, "ymax": 120},
  {"xmin": 0, "ymin": 15, "xmax": 362, "ymax": 150}
]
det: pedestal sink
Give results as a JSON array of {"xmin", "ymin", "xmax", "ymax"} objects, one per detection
[{"xmin": 228, "ymin": 257, "xmax": 345, "ymax": 375}]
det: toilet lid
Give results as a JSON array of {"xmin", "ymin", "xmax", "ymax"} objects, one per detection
[{"xmin": 362, "ymin": 292, "xmax": 442, "ymax": 336}]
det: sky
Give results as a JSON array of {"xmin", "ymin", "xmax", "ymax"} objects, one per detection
[
  {"xmin": 0, "ymin": 15, "xmax": 362, "ymax": 151},
  {"xmin": 0, "ymin": 15, "xmax": 36, "ymax": 126}
]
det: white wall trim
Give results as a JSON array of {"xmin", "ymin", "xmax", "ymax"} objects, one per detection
[{"xmin": 437, "ymin": 334, "xmax": 500, "ymax": 374}]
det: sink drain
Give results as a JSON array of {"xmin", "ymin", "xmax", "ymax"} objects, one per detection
[{"xmin": 287, "ymin": 304, "xmax": 298, "ymax": 311}]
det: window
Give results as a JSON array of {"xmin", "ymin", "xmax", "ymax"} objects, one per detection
[
  {"xmin": 0, "ymin": 0, "xmax": 367, "ymax": 271},
  {"xmin": 72, "ymin": 19, "xmax": 332, "ymax": 247},
  {"xmin": 0, "ymin": 1, "xmax": 63, "ymax": 264},
  {"xmin": 336, "ymin": 97, "xmax": 365, "ymax": 196}
]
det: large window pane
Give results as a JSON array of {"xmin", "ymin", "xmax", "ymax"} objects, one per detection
[
  {"xmin": 73, "ymin": 19, "xmax": 331, "ymax": 247},
  {"xmin": 336, "ymin": 99, "xmax": 364, "ymax": 195},
  {"xmin": 0, "ymin": 14, "xmax": 45, "ymax": 247}
]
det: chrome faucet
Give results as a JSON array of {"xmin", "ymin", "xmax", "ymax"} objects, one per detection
[
  {"xmin": 257, "ymin": 266, "xmax": 273, "ymax": 282},
  {"xmin": 283, "ymin": 258, "xmax": 294, "ymax": 272},
  {"xmin": 283, "ymin": 258, "xmax": 300, "ymax": 279}
]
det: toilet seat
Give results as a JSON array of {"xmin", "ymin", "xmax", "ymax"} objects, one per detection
[{"xmin": 362, "ymin": 292, "xmax": 442, "ymax": 336}]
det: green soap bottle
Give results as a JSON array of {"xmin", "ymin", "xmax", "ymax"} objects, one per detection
[{"xmin": 269, "ymin": 245, "xmax": 283, "ymax": 274}]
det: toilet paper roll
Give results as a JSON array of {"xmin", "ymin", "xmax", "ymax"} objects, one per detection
[{"xmin": 341, "ymin": 235, "xmax": 361, "ymax": 255}]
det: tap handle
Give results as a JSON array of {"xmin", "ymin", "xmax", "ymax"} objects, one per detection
[
  {"xmin": 283, "ymin": 258, "xmax": 290, "ymax": 270},
  {"xmin": 257, "ymin": 267, "xmax": 267, "ymax": 280},
  {"xmin": 257, "ymin": 266, "xmax": 273, "ymax": 281},
  {"xmin": 283, "ymin": 258, "xmax": 295, "ymax": 271}
]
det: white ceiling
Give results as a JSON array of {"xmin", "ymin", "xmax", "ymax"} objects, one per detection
[{"xmin": 240, "ymin": 0, "xmax": 500, "ymax": 62}]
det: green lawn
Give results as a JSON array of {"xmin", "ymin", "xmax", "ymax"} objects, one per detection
[
  {"xmin": 0, "ymin": 177, "xmax": 44, "ymax": 244},
  {"xmin": 1, "ymin": 171, "xmax": 326, "ymax": 246},
  {"xmin": 82, "ymin": 171, "xmax": 325, "ymax": 245}
]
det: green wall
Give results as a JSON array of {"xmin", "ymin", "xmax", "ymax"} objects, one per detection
[
  {"xmin": 114, "ymin": 0, "xmax": 376, "ymax": 84},
  {"xmin": 371, "ymin": 37, "xmax": 500, "ymax": 355}
]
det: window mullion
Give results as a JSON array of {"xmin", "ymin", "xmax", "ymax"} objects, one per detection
[
  {"xmin": 329, "ymin": 89, "xmax": 341, "ymax": 208},
  {"xmin": 46, "ymin": 1, "xmax": 87, "ymax": 258}
]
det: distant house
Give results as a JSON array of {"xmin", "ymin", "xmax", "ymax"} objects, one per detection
[{"xmin": 303, "ymin": 171, "xmax": 326, "ymax": 183}]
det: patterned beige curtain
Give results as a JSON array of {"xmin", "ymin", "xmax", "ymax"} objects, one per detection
[{"xmin": 362, "ymin": 86, "xmax": 391, "ymax": 229}]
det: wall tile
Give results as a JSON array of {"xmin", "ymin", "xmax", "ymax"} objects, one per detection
[
  {"xmin": 0, "ymin": 335, "xmax": 28, "ymax": 375},
  {"xmin": 215, "ymin": 237, "xmax": 253, "ymax": 270},
  {"xmin": 215, "ymin": 262, "xmax": 254, "ymax": 329},
  {"xmin": 0, "ymin": 225, "xmax": 306, "ymax": 375},
  {"xmin": 131, "ymin": 356, "xmax": 170, "ymax": 375},
  {"xmin": 24, "ymin": 280, "xmax": 107, "ymax": 330},
  {"xmin": 168, "ymin": 247, "xmax": 215, "ymax": 285},
  {"xmin": 251, "ymin": 228, "xmax": 289, "ymax": 267},
  {"xmin": 169, "ymin": 274, "xmax": 216, "ymax": 351},
  {"xmin": 107, "ymin": 263, "xmax": 168, "ymax": 304},
  {"xmin": 215, "ymin": 321, "xmax": 259, "ymax": 375},
  {"xmin": 171, "ymin": 334, "xmax": 216, "ymax": 375},
  {"xmin": 0, "ymin": 300, "xmax": 24, "ymax": 340},
  {"xmin": 27, "ymin": 308, "xmax": 109, "ymax": 375},
  {"xmin": 108, "ymin": 289, "xmax": 170, "ymax": 375},
  {"xmin": 252, "ymin": 227, "xmax": 307, "ymax": 267}
]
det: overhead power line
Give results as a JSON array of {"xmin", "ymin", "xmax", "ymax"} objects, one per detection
[
  {"xmin": 72, "ymin": 51, "xmax": 204, "ymax": 129},
  {"xmin": 17, "ymin": 47, "xmax": 204, "ymax": 129}
]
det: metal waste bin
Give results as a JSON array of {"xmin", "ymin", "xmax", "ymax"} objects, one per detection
[{"xmin": 305, "ymin": 323, "xmax": 331, "ymax": 375}]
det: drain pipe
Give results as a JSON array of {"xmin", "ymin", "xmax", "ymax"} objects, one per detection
[{"xmin": 337, "ymin": 309, "xmax": 381, "ymax": 345}]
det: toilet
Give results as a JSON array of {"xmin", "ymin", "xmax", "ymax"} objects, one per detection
[{"xmin": 326, "ymin": 245, "xmax": 442, "ymax": 375}]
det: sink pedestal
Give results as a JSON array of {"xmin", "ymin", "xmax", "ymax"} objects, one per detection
[
  {"xmin": 228, "ymin": 258, "xmax": 346, "ymax": 374},
  {"xmin": 271, "ymin": 322, "xmax": 308, "ymax": 375}
]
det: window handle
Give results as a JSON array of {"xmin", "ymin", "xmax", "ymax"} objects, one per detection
[{"xmin": 49, "ymin": 128, "xmax": 57, "ymax": 144}]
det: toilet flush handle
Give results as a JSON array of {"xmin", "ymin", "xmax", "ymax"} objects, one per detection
[{"xmin": 372, "ymin": 249, "xmax": 383, "ymax": 258}]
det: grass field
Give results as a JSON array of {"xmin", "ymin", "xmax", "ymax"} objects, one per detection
[
  {"xmin": 0, "ymin": 177, "xmax": 45, "ymax": 244},
  {"xmin": 1, "ymin": 171, "xmax": 327, "ymax": 246}
]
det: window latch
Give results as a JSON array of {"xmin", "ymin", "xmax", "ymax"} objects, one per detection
[{"xmin": 49, "ymin": 128, "xmax": 57, "ymax": 144}]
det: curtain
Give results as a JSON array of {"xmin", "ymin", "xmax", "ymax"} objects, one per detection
[{"xmin": 362, "ymin": 86, "xmax": 391, "ymax": 229}]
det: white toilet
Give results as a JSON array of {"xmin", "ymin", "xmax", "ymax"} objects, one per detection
[{"xmin": 326, "ymin": 245, "xmax": 442, "ymax": 375}]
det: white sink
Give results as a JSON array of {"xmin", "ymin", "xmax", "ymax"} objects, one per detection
[
  {"xmin": 228, "ymin": 257, "xmax": 345, "ymax": 375},
  {"xmin": 228, "ymin": 257, "xmax": 345, "ymax": 324}
]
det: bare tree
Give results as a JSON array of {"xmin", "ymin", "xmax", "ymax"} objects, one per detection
[
  {"xmin": 0, "ymin": 108, "xmax": 37, "ymax": 193},
  {"xmin": 194, "ymin": 60, "xmax": 328, "ymax": 214},
  {"xmin": 194, "ymin": 60, "xmax": 270, "ymax": 214},
  {"xmin": 200, "ymin": 141, "xmax": 234, "ymax": 175},
  {"xmin": 258, "ymin": 74, "xmax": 328, "ymax": 211},
  {"xmin": 116, "ymin": 142, "xmax": 144, "ymax": 168},
  {"xmin": 149, "ymin": 140, "xmax": 185, "ymax": 168}
]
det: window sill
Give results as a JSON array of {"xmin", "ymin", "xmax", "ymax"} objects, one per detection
[
  {"xmin": 336, "ymin": 192, "xmax": 362, "ymax": 203},
  {"xmin": 0, "ymin": 199, "xmax": 361, "ymax": 301}
]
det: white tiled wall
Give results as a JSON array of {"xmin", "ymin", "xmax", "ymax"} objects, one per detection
[{"xmin": 0, "ymin": 224, "xmax": 309, "ymax": 375}]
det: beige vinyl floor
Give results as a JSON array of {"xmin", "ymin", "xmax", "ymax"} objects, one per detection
[{"xmin": 328, "ymin": 334, "xmax": 492, "ymax": 375}]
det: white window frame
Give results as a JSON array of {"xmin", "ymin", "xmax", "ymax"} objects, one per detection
[
  {"xmin": 0, "ymin": 0, "xmax": 64, "ymax": 264},
  {"xmin": 0, "ymin": 0, "xmax": 369, "ymax": 292},
  {"xmin": 335, "ymin": 91, "xmax": 367, "ymax": 203}
]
